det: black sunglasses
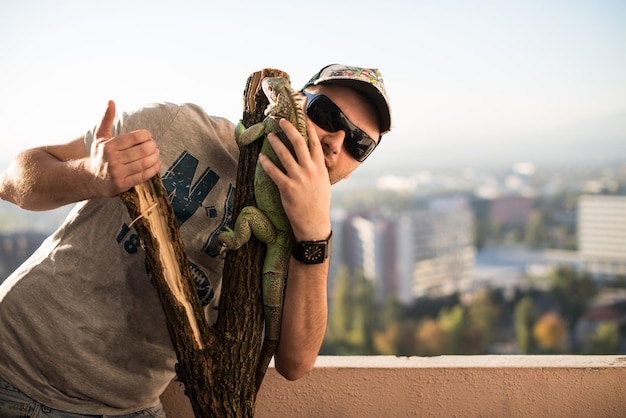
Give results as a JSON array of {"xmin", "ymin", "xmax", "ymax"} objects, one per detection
[{"xmin": 303, "ymin": 91, "xmax": 380, "ymax": 162}]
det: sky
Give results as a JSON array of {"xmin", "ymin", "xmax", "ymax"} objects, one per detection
[{"xmin": 1, "ymin": 0, "xmax": 625, "ymax": 174}]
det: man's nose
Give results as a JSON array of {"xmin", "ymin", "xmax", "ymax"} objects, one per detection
[{"xmin": 321, "ymin": 130, "xmax": 345, "ymax": 154}]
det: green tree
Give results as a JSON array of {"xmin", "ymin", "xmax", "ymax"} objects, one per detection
[
  {"xmin": 372, "ymin": 296, "xmax": 406, "ymax": 355},
  {"xmin": 586, "ymin": 321, "xmax": 619, "ymax": 354},
  {"xmin": 465, "ymin": 289, "xmax": 500, "ymax": 353},
  {"xmin": 416, "ymin": 318, "xmax": 447, "ymax": 356},
  {"xmin": 373, "ymin": 322, "xmax": 400, "ymax": 355},
  {"xmin": 324, "ymin": 267, "xmax": 352, "ymax": 351},
  {"xmin": 514, "ymin": 296, "xmax": 535, "ymax": 354},
  {"xmin": 438, "ymin": 305, "xmax": 465, "ymax": 354},
  {"xmin": 349, "ymin": 272, "xmax": 377, "ymax": 354},
  {"xmin": 525, "ymin": 210, "xmax": 547, "ymax": 248},
  {"xmin": 323, "ymin": 267, "xmax": 378, "ymax": 354},
  {"xmin": 396, "ymin": 320, "xmax": 420, "ymax": 356},
  {"xmin": 550, "ymin": 265, "xmax": 597, "ymax": 329}
]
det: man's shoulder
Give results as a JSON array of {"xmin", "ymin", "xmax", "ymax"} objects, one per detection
[
  {"xmin": 121, "ymin": 102, "xmax": 234, "ymax": 131},
  {"xmin": 175, "ymin": 102, "xmax": 236, "ymax": 131},
  {"xmin": 136, "ymin": 103, "xmax": 239, "ymax": 163}
]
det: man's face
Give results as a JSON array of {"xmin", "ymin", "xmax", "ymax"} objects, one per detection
[{"xmin": 303, "ymin": 84, "xmax": 381, "ymax": 185}]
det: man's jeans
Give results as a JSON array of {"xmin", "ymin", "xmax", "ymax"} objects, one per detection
[{"xmin": 0, "ymin": 377, "xmax": 166, "ymax": 418}]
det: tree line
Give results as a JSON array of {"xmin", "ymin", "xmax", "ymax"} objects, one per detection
[{"xmin": 322, "ymin": 265, "xmax": 624, "ymax": 356}]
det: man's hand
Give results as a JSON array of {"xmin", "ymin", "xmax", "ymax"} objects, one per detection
[
  {"xmin": 89, "ymin": 100, "xmax": 161, "ymax": 196},
  {"xmin": 259, "ymin": 118, "xmax": 332, "ymax": 242}
]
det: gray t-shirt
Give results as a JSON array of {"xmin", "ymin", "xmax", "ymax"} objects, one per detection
[{"xmin": 0, "ymin": 102, "xmax": 239, "ymax": 414}]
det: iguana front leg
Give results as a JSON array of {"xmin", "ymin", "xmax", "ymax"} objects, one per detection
[
  {"xmin": 218, "ymin": 121, "xmax": 281, "ymax": 251},
  {"xmin": 218, "ymin": 120, "xmax": 279, "ymax": 253}
]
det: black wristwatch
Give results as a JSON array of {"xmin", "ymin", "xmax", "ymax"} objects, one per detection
[{"xmin": 292, "ymin": 231, "xmax": 333, "ymax": 264}]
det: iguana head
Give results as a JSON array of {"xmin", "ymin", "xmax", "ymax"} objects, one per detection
[
  {"xmin": 261, "ymin": 76, "xmax": 308, "ymax": 141},
  {"xmin": 261, "ymin": 77, "xmax": 300, "ymax": 116}
]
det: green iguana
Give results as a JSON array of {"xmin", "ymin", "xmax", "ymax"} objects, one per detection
[{"xmin": 218, "ymin": 76, "xmax": 308, "ymax": 392}]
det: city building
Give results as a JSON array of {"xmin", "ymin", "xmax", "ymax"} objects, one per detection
[
  {"xmin": 411, "ymin": 196, "xmax": 475, "ymax": 298},
  {"xmin": 333, "ymin": 195, "xmax": 475, "ymax": 304},
  {"xmin": 578, "ymin": 195, "xmax": 626, "ymax": 279}
]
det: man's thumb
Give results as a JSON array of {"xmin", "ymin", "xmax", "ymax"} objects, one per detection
[{"xmin": 96, "ymin": 100, "xmax": 116, "ymax": 139}]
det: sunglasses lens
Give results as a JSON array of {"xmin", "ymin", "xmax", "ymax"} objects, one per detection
[
  {"xmin": 305, "ymin": 92, "xmax": 379, "ymax": 162},
  {"xmin": 343, "ymin": 132, "xmax": 377, "ymax": 162},
  {"xmin": 306, "ymin": 95, "xmax": 338, "ymax": 132}
]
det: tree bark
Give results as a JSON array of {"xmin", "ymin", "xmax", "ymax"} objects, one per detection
[{"xmin": 120, "ymin": 68, "xmax": 290, "ymax": 417}]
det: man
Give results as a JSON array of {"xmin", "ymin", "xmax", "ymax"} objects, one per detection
[{"xmin": 0, "ymin": 64, "xmax": 392, "ymax": 417}]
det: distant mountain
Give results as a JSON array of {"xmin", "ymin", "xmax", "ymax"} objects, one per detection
[
  {"xmin": 351, "ymin": 112, "xmax": 626, "ymax": 179},
  {"xmin": 0, "ymin": 200, "xmax": 72, "ymax": 234},
  {"xmin": 2, "ymin": 110, "xmax": 624, "ymax": 184},
  {"xmin": 0, "ymin": 201, "xmax": 69, "ymax": 282}
]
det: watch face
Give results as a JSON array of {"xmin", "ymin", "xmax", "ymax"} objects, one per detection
[
  {"xmin": 304, "ymin": 245, "xmax": 324, "ymax": 262},
  {"xmin": 293, "ymin": 235, "xmax": 331, "ymax": 264}
]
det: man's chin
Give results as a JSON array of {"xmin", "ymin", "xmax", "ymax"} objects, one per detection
[{"xmin": 329, "ymin": 170, "xmax": 352, "ymax": 185}]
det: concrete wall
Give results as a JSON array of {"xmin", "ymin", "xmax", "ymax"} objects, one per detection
[{"xmin": 161, "ymin": 355, "xmax": 626, "ymax": 417}]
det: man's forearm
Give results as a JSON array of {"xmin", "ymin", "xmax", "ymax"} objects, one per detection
[
  {"xmin": 273, "ymin": 256, "xmax": 329, "ymax": 380},
  {"xmin": 0, "ymin": 149, "xmax": 92, "ymax": 211}
]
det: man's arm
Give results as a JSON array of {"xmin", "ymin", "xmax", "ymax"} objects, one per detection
[
  {"xmin": 0, "ymin": 101, "xmax": 161, "ymax": 211},
  {"xmin": 259, "ymin": 118, "xmax": 332, "ymax": 379},
  {"xmin": 274, "ymin": 257, "xmax": 329, "ymax": 380}
]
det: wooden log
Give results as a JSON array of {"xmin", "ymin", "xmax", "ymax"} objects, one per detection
[{"xmin": 120, "ymin": 68, "xmax": 290, "ymax": 417}]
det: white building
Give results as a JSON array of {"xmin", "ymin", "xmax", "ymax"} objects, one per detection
[
  {"xmin": 578, "ymin": 195, "xmax": 626, "ymax": 279},
  {"xmin": 332, "ymin": 195, "xmax": 475, "ymax": 305},
  {"xmin": 411, "ymin": 196, "xmax": 475, "ymax": 298}
]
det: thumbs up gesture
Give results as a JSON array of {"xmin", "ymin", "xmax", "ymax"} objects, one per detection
[{"xmin": 89, "ymin": 100, "xmax": 161, "ymax": 196}]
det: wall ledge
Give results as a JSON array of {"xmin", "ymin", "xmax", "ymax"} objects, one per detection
[
  {"xmin": 311, "ymin": 354, "xmax": 626, "ymax": 368},
  {"xmin": 162, "ymin": 355, "xmax": 626, "ymax": 417}
]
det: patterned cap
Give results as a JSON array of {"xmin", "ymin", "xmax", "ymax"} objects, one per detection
[{"xmin": 303, "ymin": 64, "xmax": 392, "ymax": 134}]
